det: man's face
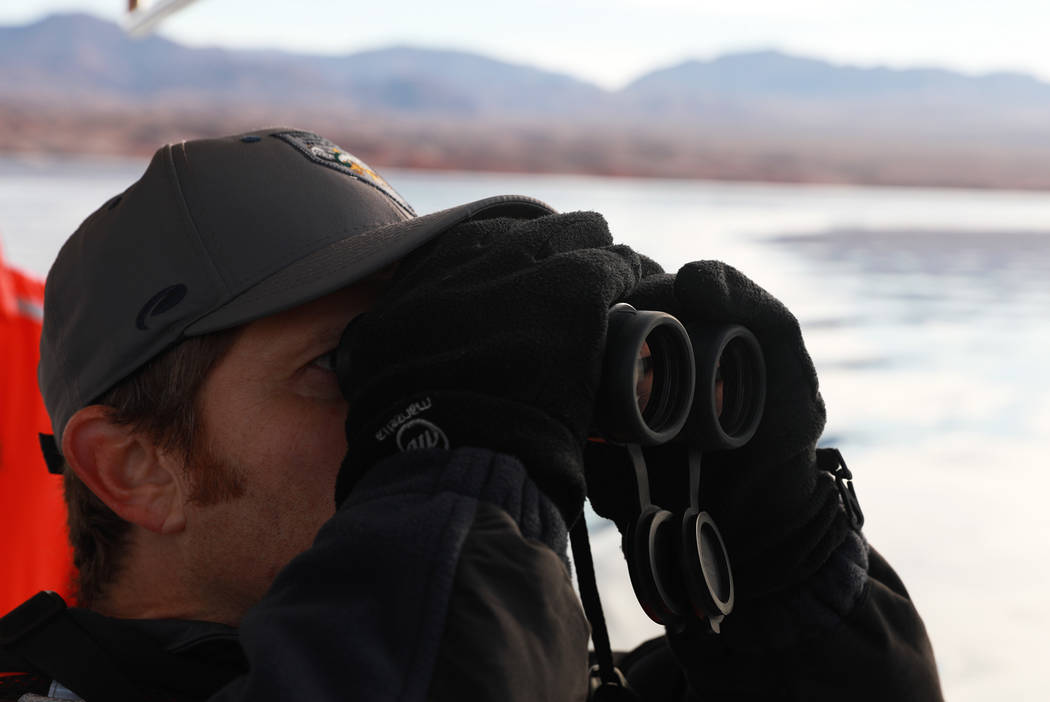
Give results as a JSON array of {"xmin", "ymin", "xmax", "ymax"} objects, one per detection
[{"xmin": 178, "ymin": 283, "xmax": 380, "ymax": 623}]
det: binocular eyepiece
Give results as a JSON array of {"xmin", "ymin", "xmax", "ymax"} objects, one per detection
[{"xmin": 594, "ymin": 303, "xmax": 766, "ymax": 449}]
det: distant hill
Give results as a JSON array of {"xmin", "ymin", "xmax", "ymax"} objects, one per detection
[
  {"xmin": 311, "ymin": 46, "xmax": 613, "ymax": 117},
  {"xmin": 0, "ymin": 13, "xmax": 610, "ymax": 117},
  {"xmin": 2, "ymin": 12, "xmax": 1050, "ymax": 189},
  {"xmin": 0, "ymin": 13, "xmax": 270, "ymax": 100},
  {"xmin": 625, "ymin": 50, "xmax": 1050, "ymax": 103},
  {"xmin": 622, "ymin": 50, "xmax": 1050, "ymax": 133}
]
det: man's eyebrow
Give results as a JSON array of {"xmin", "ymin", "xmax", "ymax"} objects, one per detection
[
  {"xmin": 260, "ymin": 322, "xmax": 344, "ymax": 366},
  {"xmin": 312, "ymin": 316, "xmax": 361, "ymax": 350},
  {"xmin": 307, "ymin": 327, "xmax": 344, "ymax": 353}
]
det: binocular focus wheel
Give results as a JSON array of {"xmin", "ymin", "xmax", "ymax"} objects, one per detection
[
  {"xmin": 624, "ymin": 506, "xmax": 686, "ymax": 625},
  {"xmin": 679, "ymin": 508, "xmax": 734, "ymax": 619}
]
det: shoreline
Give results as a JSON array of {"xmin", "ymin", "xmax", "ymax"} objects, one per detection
[
  {"xmin": 4, "ymin": 102, "xmax": 1050, "ymax": 194},
  {"xmin": 3, "ymin": 145, "xmax": 1050, "ymax": 195}
]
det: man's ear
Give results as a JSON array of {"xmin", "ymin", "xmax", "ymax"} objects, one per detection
[{"xmin": 62, "ymin": 406, "xmax": 187, "ymax": 535}]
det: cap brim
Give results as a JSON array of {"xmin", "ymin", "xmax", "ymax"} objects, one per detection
[{"xmin": 185, "ymin": 194, "xmax": 555, "ymax": 335}]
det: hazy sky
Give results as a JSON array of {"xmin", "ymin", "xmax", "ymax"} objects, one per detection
[{"xmin": 2, "ymin": 0, "xmax": 1048, "ymax": 89}]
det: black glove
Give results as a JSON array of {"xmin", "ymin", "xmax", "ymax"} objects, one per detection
[
  {"xmin": 335, "ymin": 212, "xmax": 642, "ymax": 524},
  {"xmin": 587, "ymin": 261, "xmax": 852, "ymax": 602}
]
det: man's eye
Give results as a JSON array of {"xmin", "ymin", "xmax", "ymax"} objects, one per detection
[{"xmin": 310, "ymin": 350, "xmax": 338, "ymax": 373}]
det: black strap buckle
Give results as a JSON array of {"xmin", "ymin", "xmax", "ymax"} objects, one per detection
[{"xmin": 817, "ymin": 448, "xmax": 865, "ymax": 530}]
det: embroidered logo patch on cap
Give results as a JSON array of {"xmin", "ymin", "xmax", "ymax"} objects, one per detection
[{"xmin": 272, "ymin": 130, "xmax": 416, "ymax": 217}]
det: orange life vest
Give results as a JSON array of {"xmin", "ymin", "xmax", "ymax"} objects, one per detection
[{"xmin": 0, "ymin": 243, "xmax": 75, "ymax": 612}]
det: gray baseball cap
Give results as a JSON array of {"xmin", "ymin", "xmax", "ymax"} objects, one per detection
[{"xmin": 39, "ymin": 127, "xmax": 554, "ymax": 449}]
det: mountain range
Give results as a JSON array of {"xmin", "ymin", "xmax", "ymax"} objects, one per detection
[{"xmin": 2, "ymin": 12, "xmax": 1050, "ymax": 188}]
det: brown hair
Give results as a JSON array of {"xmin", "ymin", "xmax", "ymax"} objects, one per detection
[{"xmin": 64, "ymin": 329, "xmax": 241, "ymax": 607}]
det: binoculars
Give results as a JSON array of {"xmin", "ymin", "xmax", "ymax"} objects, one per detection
[
  {"xmin": 595, "ymin": 303, "xmax": 766, "ymax": 449},
  {"xmin": 591, "ymin": 304, "xmax": 767, "ymax": 630}
]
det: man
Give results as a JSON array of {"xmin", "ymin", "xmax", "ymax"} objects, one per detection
[{"xmin": 0, "ymin": 128, "xmax": 942, "ymax": 701}]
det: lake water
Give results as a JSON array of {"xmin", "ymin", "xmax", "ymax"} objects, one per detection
[{"xmin": 3, "ymin": 155, "xmax": 1049, "ymax": 700}]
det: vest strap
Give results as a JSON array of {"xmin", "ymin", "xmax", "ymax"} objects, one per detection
[{"xmin": 0, "ymin": 592, "xmax": 146, "ymax": 702}]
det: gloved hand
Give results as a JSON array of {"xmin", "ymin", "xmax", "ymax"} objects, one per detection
[
  {"xmin": 586, "ymin": 261, "xmax": 852, "ymax": 602},
  {"xmin": 335, "ymin": 212, "xmax": 642, "ymax": 524}
]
